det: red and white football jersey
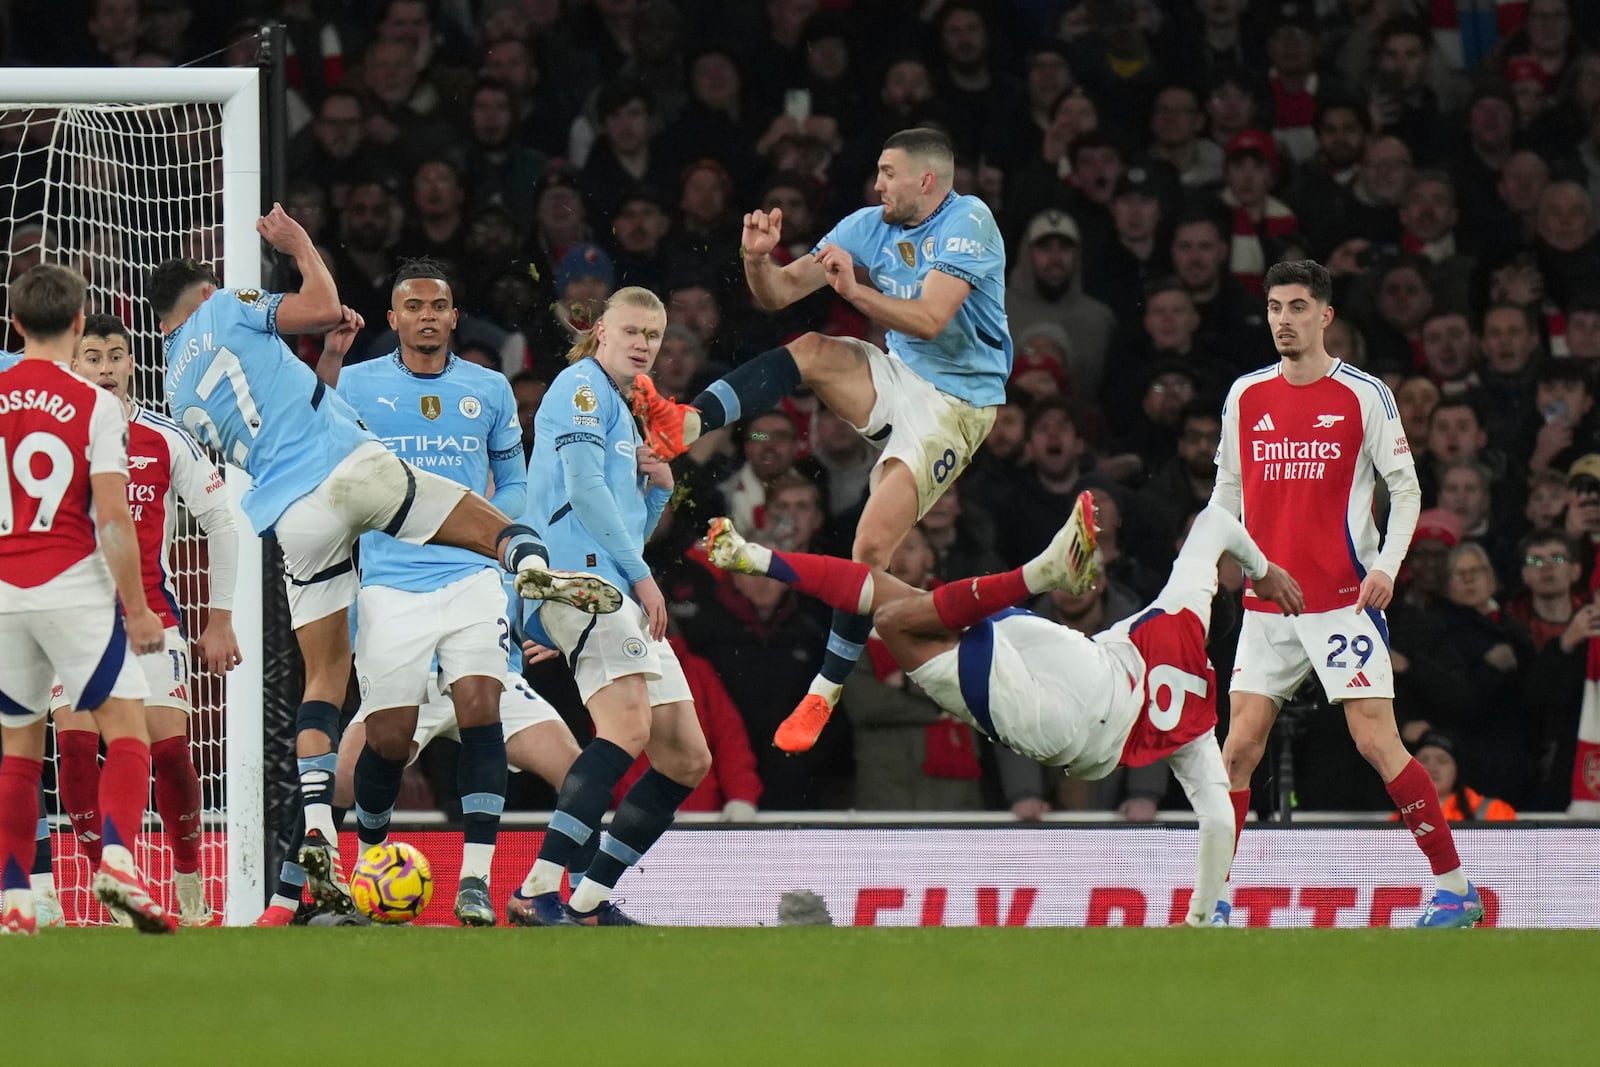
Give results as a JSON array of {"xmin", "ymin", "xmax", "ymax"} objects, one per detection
[
  {"xmin": 1118, "ymin": 607, "xmax": 1218, "ymax": 768},
  {"xmin": 127, "ymin": 405, "xmax": 230, "ymax": 630},
  {"xmin": 1217, "ymin": 361, "xmax": 1412, "ymax": 613},
  {"xmin": 0, "ymin": 360, "xmax": 127, "ymax": 598}
]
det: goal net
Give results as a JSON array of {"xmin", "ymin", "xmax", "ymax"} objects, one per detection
[{"xmin": 0, "ymin": 69, "xmax": 265, "ymax": 926}]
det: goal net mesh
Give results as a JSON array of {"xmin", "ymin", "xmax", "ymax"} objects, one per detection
[{"xmin": 0, "ymin": 101, "xmax": 230, "ymax": 925}]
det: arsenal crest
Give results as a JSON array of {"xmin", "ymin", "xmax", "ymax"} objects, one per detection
[
  {"xmin": 896, "ymin": 241, "xmax": 916, "ymax": 268},
  {"xmin": 420, "ymin": 395, "xmax": 442, "ymax": 420}
]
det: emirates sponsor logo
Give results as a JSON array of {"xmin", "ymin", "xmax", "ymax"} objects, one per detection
[{"xmin": 1251, "ymin": 438, "xmax": 1345, "ymax": 461}]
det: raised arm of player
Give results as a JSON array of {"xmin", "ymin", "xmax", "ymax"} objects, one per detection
[
  {"xmin": 1166, "ymin": 734, "xmax": 1234, "ymax": 927},
  {"xmin": 741, "ymin": 208, "xmax": 829, "ymax": 310},
  {"xmin": 313, "ymin": 305, "xmax": 364, "ymax": 388},
  {"xmin": 168, "ymin": 428, "xmax": 242, "ymax": 672},
  {"xmin": 256, "ymin": 202, "xmax": 343, "ymax": 335}
]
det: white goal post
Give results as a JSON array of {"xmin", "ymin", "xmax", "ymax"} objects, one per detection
[{"xmin": 0, "ymin": 68, "xmax": 265, "ymax": 925}]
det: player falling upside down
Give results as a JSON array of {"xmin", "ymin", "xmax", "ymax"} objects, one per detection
[
  {"xmin": 632, "ymin": 127, "xmax": 1011, "ymax": 754},
  {"xmin": 705, "ymin": 494, "xmax": 1305, "ymax": 926},
  {"xmin": 0, "ymin": 265, "xmax": 175, "ymax": 934},
  {"xmin": 45, "ymin": 314, "xmax": 242, "ymax": 927},
  {"xmin": 1212, "ymin": 260, "xmax": 1482, "ymax": 928},
  {"xmin": 148, "ymin": 206, "xmax": 621, "ymax": 924},
  {"xmin": 508, "ymin": 286, "xmax": 712, "ymax": 927}
]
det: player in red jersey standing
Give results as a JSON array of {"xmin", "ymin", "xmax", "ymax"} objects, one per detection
[
  {"xmin": 47, "ymin": 314, "xmax": 241, "ymax": 926},
  {"xmin": 1212, "ymin": 259, "xmax": 1481, "ymax": 928},
  {"xmin": 701, "ymin": 494, "xmax": 1304, "ymax": 926},
  {"xmin": 0, "ymin": 265, "xmax": 174, "ymax": 934}
]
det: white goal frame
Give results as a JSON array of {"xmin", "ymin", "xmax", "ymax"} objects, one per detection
[{"xmin": 0, "ymin": 68, "xmax": 265, "ymax": 925}]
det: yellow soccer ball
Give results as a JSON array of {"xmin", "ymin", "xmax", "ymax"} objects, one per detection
[{"xmin": 350, "ymin": 842, "xmax": 433, "ymax": 924}]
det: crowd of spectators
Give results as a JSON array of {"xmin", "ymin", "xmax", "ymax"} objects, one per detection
[{"xmin": 6, "ymin": 0, "xmax": 1600, "ymax": 820}]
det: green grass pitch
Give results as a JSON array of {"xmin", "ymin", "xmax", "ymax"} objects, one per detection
[{"xmin": 7, "ymin": 928, "xmax": 1597, "ymax": 1064}]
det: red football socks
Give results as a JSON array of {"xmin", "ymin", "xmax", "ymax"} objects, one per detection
[
  {"xmin": 55, "ymin": 730, "xmax": 103, "ymax": 866},
  {"xmin": 932, "ymin": 569, "xmax": 1031, "ymax": 632},
  {"xmin": 1386, "ymin": 758, "xmax": 1462, "ymax": 875},
  {"xmin": 152, "ymin": 737, "xmax": 202, "ymax": 875},
  {"xmin": 98, "ymin": 738, "xmax": 151, "ymax": 857}
]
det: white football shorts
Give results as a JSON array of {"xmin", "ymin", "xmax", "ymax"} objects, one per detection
[
  {"xmin": 840, "ymin": 338, "xmax": 996, "ymax": 520},
  {"xmin": 355, "ymin": 569, "xmax": 509, "ymax": 713},
  {"xmin": 1231, "ymin": 607, "xmax": 1395, "ymax": 703},
  {"xmin": 274, "ymin": 442, "xmax": 471, "ymax": 628},
  {"xmin": 0, "ymin": 602, "xmax": 148, "ymax": 726},
  {"xmin": 538, "ymin": 600, "xmax": 692, "ymax": 707}
]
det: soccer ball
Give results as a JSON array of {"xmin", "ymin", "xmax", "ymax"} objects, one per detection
[{"xmin": 350, "ymin": 842, "xmax": 433, "ymax": 924}]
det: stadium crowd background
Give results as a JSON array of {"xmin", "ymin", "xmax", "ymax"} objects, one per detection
[{"xmin": 4, "ymin": 0, "xmax": 1600, "ymax": 823}]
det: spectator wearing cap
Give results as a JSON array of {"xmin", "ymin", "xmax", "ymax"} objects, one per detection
[
  {"xmin": 546, "ymin": 241, "xmax": 614, "ymax": 348},
  {"xmin": 1501, "ymin": 0, "xmax": 1580, "ymax": 92},
  {"xmin": 581, "ymin": 78, "xmax": 676, "ymax": 224},
  {"xmin": 1005, "ymin": 209, "xmax": 1115, "ymax": 397},
  {"xmin": 609, "ymin": 186, "xmax": 675, "ymax": 294},
  {"xmin": 1008, "ymin": 349, "xmax": 1070, "ymax": 404},
  {"xmin": 1010, "ymin": 321, "xmax": 1075, "ymax": 395},
  {"xmin": 1262, "ymin": 1, "xmax": 1329, "ymax": 165},
  {"xmin": 460, "ymin": 78, "xmax": 548, "ymax": 226},
  {"xmin": 1084, "ymin": 163, "xmax": 1177, "ymax": 326},
  {"xmin": 1217, "ymin": 128, "xmax": 1297, "ymax": 294},
  {"xmin": 1561, "ymin": 453, "xmax": 1600, "ymax": 557},
  {"xmin": 1147, "ymin": 84, "xmax": 1223, "ymax": 189},
  {"xmin": 1396, "ymin": 731, "xmax": 1517, "ymax": 821}
]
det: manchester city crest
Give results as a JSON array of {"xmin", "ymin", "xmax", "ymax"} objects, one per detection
[{"xmin": 459, "ymin": 396, "xmax": 481, "ymax": 418}]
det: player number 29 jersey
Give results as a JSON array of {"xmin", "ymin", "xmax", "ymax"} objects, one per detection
[
  {"xmin": 1216, "ymin": 362, "xmax": 1411, "ymax": 613},
  {"xmin": 812, "ymin": 190, "xmax": 1011, "ymax": 407}
]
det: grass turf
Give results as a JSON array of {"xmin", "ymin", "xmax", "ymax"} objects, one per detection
[{"xmin": 6, "ymin": 928, "xmax": 1597, "ymax": 1064}]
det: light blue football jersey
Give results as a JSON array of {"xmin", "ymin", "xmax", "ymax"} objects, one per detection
[
  {"xmin": 521, "ymin": 358, "xmax": 670, "ymax": 612},
  {"xmin": 162, "ymin": 288, "xmax": 376, "ymax": 532},
  {"xmin": 0, "ymin": 351, "xmax": 19, "ymax": 373},
  {"xmin": 339, "ymin": 350, "xmax": 525, "ymax": 592},
  {"xmin": 812, "ymin": 191, "xmax": 1012, "ymax": 407}
]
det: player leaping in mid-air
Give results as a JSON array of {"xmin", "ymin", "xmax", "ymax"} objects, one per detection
[
  {"xmin": 631, "ymin": 127, "xmax": 1010, "ymax": 754},
  {"xmin": 704, "ymin": 493, "xmax": 1304, "ymax": 925},
  {"xmin": 148, "ymin": 206, "xmax": 621, "ymax": 922}
]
